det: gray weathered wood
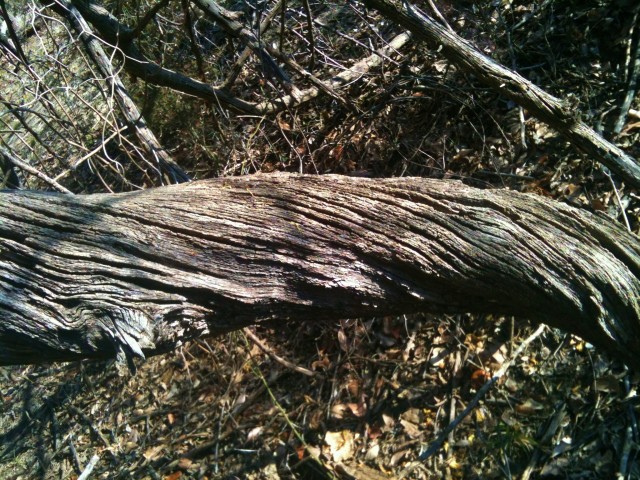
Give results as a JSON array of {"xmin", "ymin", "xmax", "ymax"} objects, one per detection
[
  {"xmin": 364, "ymin": 0, "xmax": 640, "ymax": 189},
  {"xmin": 1, "ymin": 174, "xmax": 639, "ymax": 369}
]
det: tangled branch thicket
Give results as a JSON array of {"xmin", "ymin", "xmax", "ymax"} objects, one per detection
[{"xmin": 1, "ymin": 0, "xmax": 639, "ymax": 479}]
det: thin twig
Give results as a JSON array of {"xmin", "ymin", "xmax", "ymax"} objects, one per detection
[
  {"xmin": 266, "ymin": 44, "xmax": 354, "ymax": 110},
  {"xmin": 67, "ymin": 437, "xmax": 82, "ymax": 474},
  {"xmin": 520, "ymin": 402, "xmax": 565, "ymax": 480},
  {"xmin": 77, "ymin": 454, "xmax": 100, "ymax": 480},
  {"xmin": 181, "ymin": 0, "xmax": 206, "ymax": 81},
  {"xmin": 254, "ymin": 32, "xmax": 410, "ymax": 112},
  {"xmin": 605, "ymin": 169, "xmax": 631, "ymax": 232},
  {"xmin": 0, "ymin": 0, "xmax": 29, "ymax": 65},
  {"xmin": 419, "ymin": 324, "xmax": 546, "ymax": 460},
  {"xmin": 0, "ymin": 147, "xmax": 73, "ymax": 194},
  {"xmin": 128, "ymin": 0, "xmax": 171, "ymax": 40},
  {"xmin": 222, "ymin": 0, "xmax": 284, "ymax": 89},
  {"xmin": 618, "ymin": 373, "xmax": 639, "ymax": 480},
  {"xmin": 53, "ymin": 126, "xmax": 127, "ymax": 182},
  {"xmin": 243, "ymin": 327, "xmax": 317, "ymax": 377},
  {"xmin": 445, "ymin": 350, "xmax": 462, "ymax": 474},
  {"xmin": 301, "ymin": 0, "xmax": 315, "ymax": 71},
  {"xmin": 426, "ymin": 0, "xmax": 452, "ymax": 32}
]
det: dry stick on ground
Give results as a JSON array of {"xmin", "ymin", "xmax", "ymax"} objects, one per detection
[
  {"xmin": 419, "ymin": 324, "xmax": 547, "ymax": 461},
  {"xmin": 59, "ymin": 0, "xmax": 190, "ymax": 184},
  {"xmin": 364, "ymin": 0, "xmax": 640, "ymax": 189},
  {"xmin": 243, "ymin": 327, "xmax": 316, "ymax": 377},
  {"xmin": 520, "ymin": 401, "xmax": 566, "ymax": 480},
  {"xmin": 254, "ymin": 32, "xmax": 411, "ymax": 113},
  {"xmin": 425, "ymin": 0, "xmax": 452, "ymax": 32},
  {"xmin": 265, "ymin": 44, "xmax": 355, "ymax": 111},
  {"xmin": 1, "ymin": 174, "xmax": 639, "ymax": 371},
  {"xmin": 76, "ymin": 454, "xmax": 100, "ymax": 480}
]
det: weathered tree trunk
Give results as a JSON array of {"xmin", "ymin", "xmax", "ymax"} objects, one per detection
[{"xmin": 1, "ymin": 174, "xmax": 639, "ymax": 369}]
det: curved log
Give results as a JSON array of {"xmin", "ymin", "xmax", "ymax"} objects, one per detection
[{"xmin": 0, "ymin": 174, "xmax": 639, "ymax": 370}]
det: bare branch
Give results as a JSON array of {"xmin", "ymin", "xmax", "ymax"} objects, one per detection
[
  {"xmin": 364, "ymin": 0, "xmax": 640, "ymax": 188},
  {"xmin": 128, "ymin": 0, "xmax": 171, "ymax": 40},
  {"xmin": 0, "ymin": 146, "xmax": 73, "ymax": 193},
  {"xmin": 58, "ymin": 0, "xmax": 190, "ymax": 184}
]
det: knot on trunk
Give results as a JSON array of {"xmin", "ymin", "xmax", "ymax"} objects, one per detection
[{"xmin": 79, "ymin": 304, "xmax": 156, "ymax": 375}]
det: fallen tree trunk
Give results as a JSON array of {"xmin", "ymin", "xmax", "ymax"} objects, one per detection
[{"xmin": 1, "ymin": 174, "xmax": 639, "ymax": 369}]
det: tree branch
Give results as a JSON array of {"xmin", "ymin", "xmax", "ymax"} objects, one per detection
[
  {"xmin": 191, "ymin": 0, "xmax": 300, "ymax": 96},
  {"xmin": 363, "ymin": 0, "xmax": 640, "ymax": 189},
  {"xmin": 44, "ymin": 0, "xmax": 260, "ymax": 114},
  {"xmin": 59, "ymin": 0, "xmax": 190, "ymax": 184}
]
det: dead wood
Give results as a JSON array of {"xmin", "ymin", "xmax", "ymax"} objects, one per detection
[
  {"xmin": 43, "ymin": 0, "xmax": 261, "ymax": 114},
  {"xmin": 59, "ymin": 0, "xmax": 190, "ymax": 184},
  {"xmin": 364, "ymin": 0, "xmax": 640, "ymax": 189},
  {"xmin": 43, "ymin": 0, "xmax": 409, "ymax": 116},
  {"xmin": 1, "ymin": 174, "xmax": 638, "ymax": 370}
]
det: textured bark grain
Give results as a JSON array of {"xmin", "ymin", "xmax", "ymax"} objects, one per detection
[{"xmin": 1, "ymin": 174, "xmax": 639, "ymax": 369}]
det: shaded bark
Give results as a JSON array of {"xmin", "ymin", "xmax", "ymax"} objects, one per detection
[
  {"xmin": 1, "ymin": 174, "xmax": 639, "ymax": 370},
  {"xmin": 364, "ymin": 0, "xmax": 640, "ymax": 189}
]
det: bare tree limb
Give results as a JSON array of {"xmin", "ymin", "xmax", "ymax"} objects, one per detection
[
  {"xmin": 43, "ymin": 0, "xmax": 261, "ymax": 114},
  {"xmin": 254, "ymin": 32, "xmax": 411, "ymax": 113},
  {"xmin": 222, "ymin": 0, "xmax": 284, "ymax": 89},
  {"xmin": 191, "ymin": 0, "xmax": 301, "ymax": 97},
  {"xmin": 0, "ymin": 146, "xmax": 73, "ymax": 193},
  {"xmin": 128, "ymin": 0, "xmax": 171, "ymax": 40},
  {"xmin": 59, "ymin": 0, "xmax": 190, "ymax": 184},
  {"xmin": 363, "ymin": 0, "xmax": 640, "ymax": 189},
  {"xmin": 0, "ymin": 0, "xmax": 29, "ymax": 65}
]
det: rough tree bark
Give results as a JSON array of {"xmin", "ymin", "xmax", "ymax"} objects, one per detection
[{"xmin": 1, "ymin": 174, "xmax": 639, "ymax": 370}]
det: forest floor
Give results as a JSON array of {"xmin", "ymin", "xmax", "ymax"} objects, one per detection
[
  {"xmin": 1, "ymin": 315, "xmax": 639, "ymax": 479},
  {"xmin": 1, "ymin": 0, "xmax": 640, "ymax": 478}
]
